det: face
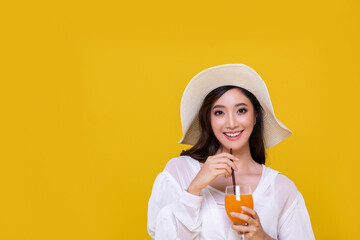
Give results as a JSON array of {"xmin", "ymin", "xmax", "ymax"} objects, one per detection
[{"xmin": 210, "ymin": 88, "xmax": 257, "ymax": 152}]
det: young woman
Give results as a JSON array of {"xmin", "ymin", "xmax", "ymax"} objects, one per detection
[{"xmin": 147, "ymin": 64, "xmax": 315, "ymax": 240}]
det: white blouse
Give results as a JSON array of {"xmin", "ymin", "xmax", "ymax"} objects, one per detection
[{"xmin": 147, "ymin": 156, "xmax": 315, "ymax": 240}]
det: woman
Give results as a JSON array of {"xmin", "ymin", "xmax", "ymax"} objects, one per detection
[{"xmin": 147, "ymin": 64, "xmax": 315, "ymax": 239}]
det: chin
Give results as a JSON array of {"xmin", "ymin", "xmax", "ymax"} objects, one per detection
[
  {"xmin": 222, "ymin": 141, "xmax": 250, "ymax": 151},
  {"xmin": 228, "ymin": 145, "xmax": 246, "ymax": 152},
  {"xmin": 220, "ymin": 142, "xmax": 247, "ymax": 152}
]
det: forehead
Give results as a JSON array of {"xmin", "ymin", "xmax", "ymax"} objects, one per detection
[{"xmin": 213, "ymin": 88, "xmax": 252, "ymax": 105}]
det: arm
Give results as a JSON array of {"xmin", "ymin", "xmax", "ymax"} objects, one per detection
[
  {"xmin": 148, "ymin": 153, "xmax": 238, "ymax": 240},
  {"xmin": 148, "ymin": 153, "xmax": 239, "ymax": 239},
  {"xmin": 277, "ymin": 192, "xmax": 315, "ymax": 240},
  {"xmin": 274, "ymin": 174, "xmax": 315, "ymax": 240},
  {"xmin": 147, "ymin": 171, "xmax": 203, "ymax": 240}
]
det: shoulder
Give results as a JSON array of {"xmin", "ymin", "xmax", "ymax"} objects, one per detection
[
  {"xmin": 165, "ymin": 155, "xmax": 190, "ymax": 166},
  {"xmin": 162, "ymin": 155, "xmax": 200, "ymax": 189},
  {"xmin": 164, "ymin": 155, "xmax": 199, "ymax": 172},
  {"xmin": 268, "ymin": 168, "xmax": 300, "ymax": 210},
  {"xmin": 275, "ymin": 173, "xmax": 298, "ymax": 193},
  {"xmin": 263, "ymin": 166, "xmax": 299, "ymax": 197}
]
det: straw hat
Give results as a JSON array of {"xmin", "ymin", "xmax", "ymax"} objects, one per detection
[{"xmin": 178, "ymin": 64, "xmax": 292, "ymax": 149}]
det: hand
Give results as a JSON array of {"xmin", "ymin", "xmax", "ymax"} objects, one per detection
[
  {"xmin": 230, "ymin": 207, "xmax": 275, "ymax": 240},
  {"xmin": 187, "ymin": 153, "xmax": 239, "ymax": 196}
]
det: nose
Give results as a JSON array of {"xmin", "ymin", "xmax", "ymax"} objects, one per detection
[{"xmin": 226, "ymin": 112, "xmax": 238, "ymax": 129}]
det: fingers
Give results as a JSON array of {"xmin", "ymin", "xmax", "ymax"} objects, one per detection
[
  {"xmin": 215, "ymin": 152, "xmax": 240, "ymax": 161},
  {"xmin": 215, "ymin": 164, "xmax": 232, "ymax": 176},
  {"xmin": 215, "ymin": 169, "xmax": 231, "ymax": 178},
  {"xmin": 240, "ymin": 206, "xmax": 259, "ymax": 220},
  {"xmin": 202, "ymin": 152, "xmax": 240, "ymax": 179},
  {"xmin": 208, "ymin": 154, "xmax": 239, "ymax": 171},
  {"xmin": 232, "ymin": 224, "xmax": 252, "ymax": 233},
  {"xmin": 230, "ymin": 212, "xmax": 257, "ymax": 226},
  {"xmin": 225, "ymin": 160, "xmax": 238, "ymax": 172},
  {"xmin": 231, "ymin": 209, "xmax": 266, "ymax": 239}
]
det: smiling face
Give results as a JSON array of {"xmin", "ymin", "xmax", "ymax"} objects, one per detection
[{"xmin": 210, "ymin": 88, "xmax": 256, "ymax": 153}]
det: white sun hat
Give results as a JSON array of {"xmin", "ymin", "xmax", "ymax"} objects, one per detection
[{"xmin": 179, "ymin": 64, "xmax": 292, "ymax": 149}]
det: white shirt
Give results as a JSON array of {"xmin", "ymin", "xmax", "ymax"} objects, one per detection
[{"xmin": 147, "ymin": 156, "xmax": 315, "ymax": 240}]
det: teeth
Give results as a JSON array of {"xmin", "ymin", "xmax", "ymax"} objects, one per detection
[{"xmin": 225, "ymin": 131, "xmax": 242, "ymax": 137}]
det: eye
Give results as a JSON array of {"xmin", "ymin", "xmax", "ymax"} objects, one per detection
[
  {"xmin": 214, "ymin": 110, "xmax": 224, "ymax": 116},
  {"xmin": 237, "ymin": 108, "xmax": 247, "ymax": 114}
]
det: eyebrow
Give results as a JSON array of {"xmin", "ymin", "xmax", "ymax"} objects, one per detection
[{"xmin": 212, "ymin": 103, "xmax": 248, "ymax": 109}]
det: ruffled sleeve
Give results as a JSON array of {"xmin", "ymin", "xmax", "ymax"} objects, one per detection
[{"xmin": 147, "ymin": 158, "xmax": 204, "ymax": 240}]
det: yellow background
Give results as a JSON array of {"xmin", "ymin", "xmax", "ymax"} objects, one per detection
[{"xmin": 1, "ymin": 0, "xmax": 359, "ymax": 239}]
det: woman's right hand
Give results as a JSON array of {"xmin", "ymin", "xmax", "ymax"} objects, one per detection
[{"xmin": 187, "ymin": 153, "xmax": 239, "ymax": 196}]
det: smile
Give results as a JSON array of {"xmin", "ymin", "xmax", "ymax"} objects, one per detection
[{"xmin": 223, "ymin": 130, "xmax": 244, "ymax": 139}]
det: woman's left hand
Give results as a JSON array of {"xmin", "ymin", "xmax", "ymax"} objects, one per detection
[{"xmin": 230, "ymin": 207, "xmax": 275, "ymax": 240}]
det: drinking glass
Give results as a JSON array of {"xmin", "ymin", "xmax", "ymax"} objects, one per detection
[{"xmin": 225, "ymin": 185, "xmax": 253, "ymax": 240}]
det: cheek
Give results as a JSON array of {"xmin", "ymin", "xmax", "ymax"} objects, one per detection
[
  {"xmin": 239, "ymin": 114, "xmax": 255, "ymax": 126},
  {"xmin": 210, "ymin": 116, "xmax": 222, "ymax": 132}
]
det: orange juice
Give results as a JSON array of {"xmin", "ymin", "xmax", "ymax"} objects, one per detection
[{"xmin": 225, "ymin": 194, "xmax": 253, "ymax": 224}]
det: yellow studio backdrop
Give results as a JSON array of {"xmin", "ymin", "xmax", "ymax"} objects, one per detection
[{"xmin": 0, "ymin": 0, "xmax": 359, "ymax": 239}]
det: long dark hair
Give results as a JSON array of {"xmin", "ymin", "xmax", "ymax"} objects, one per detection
[{"xmin": 180, "ymin": 85, "xmax": 265, "ymax": 164}]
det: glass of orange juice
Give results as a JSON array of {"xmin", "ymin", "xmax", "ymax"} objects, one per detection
[{"xmin": 225, "ymin": 185, "xmax": 253, "ymax": 239}]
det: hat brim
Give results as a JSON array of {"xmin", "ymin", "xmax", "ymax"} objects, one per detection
[{"xmin": 178, "ymin": 64, "xmax": 292, "ymax": 149}]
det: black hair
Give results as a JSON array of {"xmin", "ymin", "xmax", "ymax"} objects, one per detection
[{"xmin": 180, "ymin": 85, "xmax": 265, "ymax": 164}]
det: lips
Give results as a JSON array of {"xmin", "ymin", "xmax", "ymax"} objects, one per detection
[{"xmin": 223, "ymin": 130, "xmax": 244, "ymax": 140}]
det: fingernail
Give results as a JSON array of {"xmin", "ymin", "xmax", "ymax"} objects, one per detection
[{"xmin": 230, "ymin": 212, "xmax": 236, "ymax": 217}]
